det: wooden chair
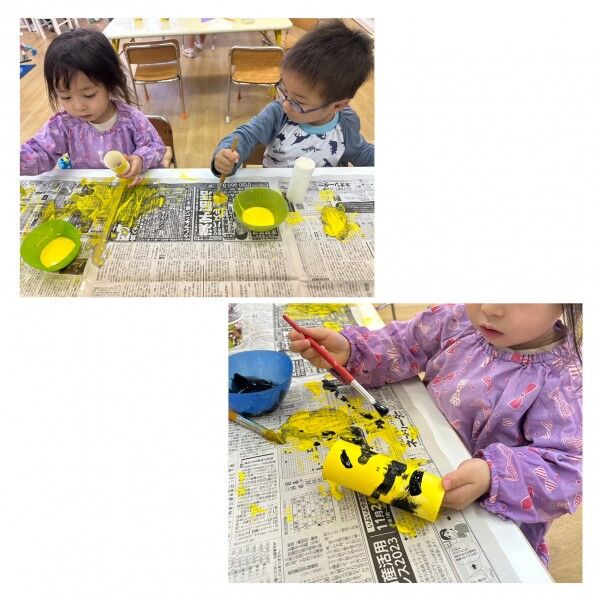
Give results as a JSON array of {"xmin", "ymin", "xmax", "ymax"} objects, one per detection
[
  {"xmin": 226, "ymin": 46, "xmax": 283, "ymax": 123},
  {"xmin": 242, "ymin": 144, "xmax": 266, "ymax": 167},
  {"xmin": 147, "ymin": 115, "xmax": 177, "ymax": 168},
  {"xmin": 123, "ymin": 39, "xmax": 187, "ymax": 119},
  {"xmin": 262, "ymin": 19, "xmax": 319, "ymax": 48}
]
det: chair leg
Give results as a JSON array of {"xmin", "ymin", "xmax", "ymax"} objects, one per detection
[
  {"xmin": 226, "ymin": 79, "xmax": 232, "ymax": 123},
  {"xmin": 178, "ymin": 79, "xmax": 188, "ymax": 120},
  {"xmin": 211, "ymin": 34, "xmax": 215, "ymax": 51},
  {"xmin": 143, "ymin": 84, "xmax": 149, "ymax": 102},
  {"xmin": 132, "ymin": 83, "xmax": 140, "ymax": 107}
]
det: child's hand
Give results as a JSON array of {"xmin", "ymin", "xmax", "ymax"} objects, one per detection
[
  {"xmin": 288, "ymin": 327, "xmax": 351, "ymax": 370},
  {"xmin": 441, "ymin": 458, "xmax": 491, "ymax": 510},
  {"xmin": 119, "ymin": 154, "xmax": 143, "ymax": 187},
  {"xmin": 214, "ymin": 148, "xmax": 240, "ymax": 175}
]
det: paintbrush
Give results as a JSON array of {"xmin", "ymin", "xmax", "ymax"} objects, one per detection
[
  {"xmin": 228, "ymin": 408, "xmax": 285, "ymax": 444},
  {"xmin": 283, "ymin": 314, "xmax": 390, "ymax": 417},
  {"xmin": 215, "ymin": 136, "xmax": 239, "ymax": 198}
]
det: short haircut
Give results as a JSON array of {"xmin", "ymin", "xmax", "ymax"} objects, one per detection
[
  {"xmin": 282, "ymin": 19, "xmax": 374, "ymax": 104},
  {"xmin": 44, "ymin": 28, "xmax": 135, "ymax": 111}
]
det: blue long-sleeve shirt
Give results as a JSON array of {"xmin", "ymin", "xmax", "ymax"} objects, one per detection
[{"xmin": 211, "ymin": 101, "xmax": 374, "ymax": 176}]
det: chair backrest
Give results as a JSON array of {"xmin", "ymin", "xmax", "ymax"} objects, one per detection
[
  {"xmin": 123, "ymin": 39, "xmax": 180, "ymax": 66},
  {"xmin": 243, "ymin": 144, "xmax": 266, "ymax": 167},
  {"xmin": 290, "ymin": 18, "xmax": 319, "ymax": 32},
  {"xmin": 229, "ymin": 46, "xmax": 283, "ymax": 84},
  {"xmin": 146, "ymin": 115, "xmax": 176, "ymax": 168}
]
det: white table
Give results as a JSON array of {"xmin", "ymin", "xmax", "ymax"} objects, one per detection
[{"xmin": 103, "ymin": 18, "xmax": 292, "ymax": 51}]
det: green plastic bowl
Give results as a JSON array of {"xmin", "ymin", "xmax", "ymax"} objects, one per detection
[
  {"xmin": 233, "ymin": 187, "xmax": 289, "ymax": 231},
  {"xmin": 20, "ymin": 219, "xmax": 81, "ymax": 272}
]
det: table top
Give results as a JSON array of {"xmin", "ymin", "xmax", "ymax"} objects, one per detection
[
  {"xmin": 103, "ymin": 17, "xmax": 292, "ymax": 40},
  {"xmin": 227, "ymin": 303, "xmax": 552, "ymax": 582},
  {"xmin": 20, "ymin": 167, "xmax": 374, "ymax": 298}
]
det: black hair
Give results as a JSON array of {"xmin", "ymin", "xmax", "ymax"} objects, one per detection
[
  {"xmin": 282, "ymin": 19, "xmax": 374, "ymax": 104},
  {"xmin": 561, "ymin": 304, "xmax": 583, "ymax": 363},
  {"xmin": 44, "ymin": 28, "xmax": 135, "ymax": 111}
]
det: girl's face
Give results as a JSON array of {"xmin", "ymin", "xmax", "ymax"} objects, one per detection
[
  {"xmin": 55, "ymin": 71, "xmax": 114, "ymax": 124},
  {"xmin": 466, "ymin": 304, "xmax": 563, "ymax": 350}
]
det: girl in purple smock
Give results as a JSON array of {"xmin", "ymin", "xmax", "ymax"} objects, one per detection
[
  {"xmin": 289, "ymin": 304, "xmax": 582, "ymax": 568},
  {"xmin": 20, "ymin": 28, "xmax": 166, "ymax": 186}
]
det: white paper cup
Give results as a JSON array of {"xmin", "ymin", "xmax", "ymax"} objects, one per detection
[{"xmin": 286, "ymin": 156, "xmax": 315, "ymax": 204}]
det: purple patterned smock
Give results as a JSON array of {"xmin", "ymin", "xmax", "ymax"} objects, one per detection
[
  {"xmin": 342, "ymin": 304, "xmax": 582, "ymax": 567},
  {"xmin": 20, "ymin": 100, "xmax": 166, "ymax": 174}
]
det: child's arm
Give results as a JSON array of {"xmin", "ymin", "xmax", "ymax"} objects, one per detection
[
  {"xmin": 20, "ymin": 115, "xmax": 69, "ymax": 175},
  {"xmin": 339, "ymin": 108, "xmax": 374, "ymax": 167},
  {"xmin": 211, "ymin": 101, "xmax": 285, "ymax": 177},
  {"xmin": 471, "ymin": 373, "xmax": 582, "ymax": 525}
]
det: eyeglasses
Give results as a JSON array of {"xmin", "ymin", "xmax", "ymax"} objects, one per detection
[{"xmin": 275, "ymin": 80, "xmax": 332, "ymax": 114}]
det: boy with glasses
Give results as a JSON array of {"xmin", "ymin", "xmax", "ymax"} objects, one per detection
[{"xmin": 211, "ymin": 20, "xmax": 374, "ymax": 176}]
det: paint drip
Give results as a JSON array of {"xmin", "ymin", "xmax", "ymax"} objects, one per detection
[
  {"xmin": 285, "ymin": 211, "xmax": 304, "ymax": 225},
  {"xmin": 249, "ymin": 503, "xmax": 267, "ymax": 517},
  {"xmin": 213, "ymin": 190, "xmax": 228, "ymax": 205}
]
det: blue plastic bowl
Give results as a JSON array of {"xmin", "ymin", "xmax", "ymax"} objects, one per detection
[{"xmin": 229, "ymin": 350, "xmax": 293, "ymax": 416}]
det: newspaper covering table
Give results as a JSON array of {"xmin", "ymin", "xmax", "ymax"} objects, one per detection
[
  {"xmin": 19, "ymin": 168, "xmax": 374, "ymax": 297},
  {"xmin": 228, "ymin": 304, "xmax": 551, "ymax": 583}
]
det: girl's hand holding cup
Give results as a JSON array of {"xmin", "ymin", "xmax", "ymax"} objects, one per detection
[{"xmin": 119, "ymin": 154, "xmax": 143, "ymax": 187}]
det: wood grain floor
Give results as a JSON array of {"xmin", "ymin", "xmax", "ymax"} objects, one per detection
[
  {"xmin": 20, "ymin": 19, "xmax": 373, "ymax": 170},
  {"xmin": 377, "ymin": 304, "xmax": 582, "ymax": 582}
]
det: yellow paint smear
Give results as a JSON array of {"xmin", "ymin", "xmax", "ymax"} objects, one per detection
[
  {"xmin": 213, "ymin": 190, "xmax": 228, "ymax": 205},
  {"xmin": 319, "ymin": 189, "xmax": 335, "ymax": 202},
  {"xmin": 320, "ymin": 205, "xmax": 360, "ymax": 241},
  {"xmin": 237, "ymin": 471, "xmax": 247, "ymax": 497},
  {"xmin": 285, "ymin": 506, "xmax": 294, "ymax": 523},
  {"xmin": 322, "ymin": 321, "xmax": 344, "ymax": 332},
  {"xmin": 303, "ymin": 381, "xmax": 326, "ymax": 397},
  {"xmin": 39, "ymin": 179, "xmax": 165, "ymax": 266},
  {"xmin": 242, "ymin": 206, "xmax": 275, "ymax": 227},
  {"xmin": 284, "ymin": 303, "xmax": 348, "ymax": 319},
  {"xmin": 285, "ymin": 211, "xmax": 304, "ymax": 225},
  {"xmin": 393, "ymin": 511, "xmax": 428, "ymax": 537},
  {"xmin": 40, "ymin": 237, "xmax": 76, "ymax": 268},
  {"xmin": 249, "ymin": 503, "xmax": 267, "ymax": 517}
]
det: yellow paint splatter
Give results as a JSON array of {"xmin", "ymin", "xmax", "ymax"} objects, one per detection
[
  {"xmin": 213, "ymin": 190, "xmax": 228, "ymax": 205},
  {"xmin": 242, "ymin": 206, "xmax": 275, "ymax": 227},
  {"xmin": 40, "ymin": 237, "xmax": 76, "ymax": 268},
  {"xmin": 284, "ymin": 303, "xmax": 348, "ymax": 319},
  {"xmin": 303, "ymin": 381, "xmax": 326, "ymax": 397},
  {"xmin": 319, "ymin": 205, "xmax": 361, "ymax": 241},
  {"xmin": 319, "ymin": 189, "xmax": 335, "ymax": 202},
  {"xmin": 392, "ymin": 510, "xmax": 428, "ymax": 538},
  {"xmin": 249, "ymin": 503, "xmax": 267, "ymax": 517},
  {"xmin": 285, "ymin": 506, "xmax": 294, "ymax": 523},
  {"xmin": 322, "ymin": 321, "xmax": 344, "ymax": 332},
  {"xmin": 285, "ymin": 211, "xmax": 304, "ymax": 225},
  {"xmin": 38, "ymin": 179, "xmax": 165, "ymax": 266},
  {"xmin": 237, "ymin": 471, "xmax": 247, "ymax": 497}
]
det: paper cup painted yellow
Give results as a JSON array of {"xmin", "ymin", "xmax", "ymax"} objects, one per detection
[
  {"xmin": 20, "ymin": 219, "xmax": 81, "ymax": 272},
  {"xmin": 323, "ymin": 440, "xmax": 445, "ymax": 522},
  {"xmin": 233, "ymin": 187, "xmax": 289, "ymax": 231}
]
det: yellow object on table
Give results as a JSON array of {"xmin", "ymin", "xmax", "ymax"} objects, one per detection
[
  {"xmin": 40, "ymin": 237, "xmax": 76, "ymax": 268},
  {"xmin": 323, "ymin": 439, "xmax": 444, "ymax": 522}
]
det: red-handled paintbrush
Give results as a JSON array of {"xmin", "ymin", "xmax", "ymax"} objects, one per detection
[{"xmin": 283, "ymin": 313, "xmax": 389, "ymax": 416}]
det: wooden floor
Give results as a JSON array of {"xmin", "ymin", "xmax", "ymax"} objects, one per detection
[
  {"xmin": 377, "ymin": 304, "xmax": 582, "ymax": 582},
  {"xmin": 20, "ymin": 19, "xmax": 374, "ymax": 170}
]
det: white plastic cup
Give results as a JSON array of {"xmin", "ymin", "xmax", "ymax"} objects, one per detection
[{"xmin": 285, "ymin": 156, "xmax": 315, "ymax": 204}]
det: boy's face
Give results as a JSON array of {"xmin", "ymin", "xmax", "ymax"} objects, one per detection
[
  {"xmin": 278, "ymin": 70, "xmax": 349, "ymax": 126},
  {"xmin": 465, "ymin": 304, "xmax": 563, "ymax": 350}
]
